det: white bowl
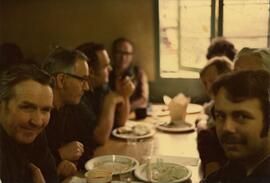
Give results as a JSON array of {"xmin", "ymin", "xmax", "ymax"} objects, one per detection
[{"xmin": 85, "ymin": 170, "xmax": 112, "ymax": 183}]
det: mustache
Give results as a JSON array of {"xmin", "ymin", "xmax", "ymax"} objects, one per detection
[{"xmin": 220, "ymin": 132, "xmax": 247, "ymax": 144}]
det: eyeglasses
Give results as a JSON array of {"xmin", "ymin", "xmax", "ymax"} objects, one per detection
[
  {"xmin": 116, "ymin": 50, "xmax": 133, "ymax": 56},
  {"xmin": 64, "ymin": 73, "xmax": 89, "ymax": 83}
]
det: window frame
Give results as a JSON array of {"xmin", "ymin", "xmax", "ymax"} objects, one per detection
[{"xmin": 155, "ymin": 0, "xmax": 270, "ymax": 80}]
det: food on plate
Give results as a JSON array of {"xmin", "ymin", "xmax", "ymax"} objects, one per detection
[
  {"xmin": 132, "ymin": 124, "xmax": 150, "ymax": 136},
  {"xmin": 117, "ymin": 124, "xmax": 150, "ymax": 136},
  {"xmin": 117, "ymin": 126, "xmax": 133, "ymax": 134},
  {"xmin": 144, "ymin": 161, "xmax": 189, "ymax": 182},
  {"xmin": 93, "ymin": 161, "xmax": 131, "ymax": 173}
]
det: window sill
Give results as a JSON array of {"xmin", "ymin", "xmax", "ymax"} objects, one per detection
[{"xmin": 160, "ymin": 70, "xmax": 199, "ymax": 79}]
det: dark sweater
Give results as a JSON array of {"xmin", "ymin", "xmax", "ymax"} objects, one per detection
[
  {"xmin": 0, "ymin": 125, "xmax": 58, "ymax": 183},
  {"xmin": 46, "ymin": 104, "xmax": 97, "ymax": 170},
  {"xmin": 200, "ymin": 157, "xmax": 270, "ymax": 183}
]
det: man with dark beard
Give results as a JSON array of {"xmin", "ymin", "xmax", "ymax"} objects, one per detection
[{"xmin": 201, "ymin": 70, "xmax": 270, "ymax": 183}]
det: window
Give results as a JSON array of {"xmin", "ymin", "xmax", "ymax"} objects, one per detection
[{"xmin": 158, "ymin": 0, "xmax": 270, "ymax": 78}]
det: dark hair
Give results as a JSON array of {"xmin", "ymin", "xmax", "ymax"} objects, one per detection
[
  {"xmin": 0, "ymin": 64, "xmax": 52, "ymax": 102},
  {"xmin": 206, "ymin": 37, "xmax": 237, "ymax": 61},
  {"xmin": 234, "ymin": 47, "xmax": 270, "ymax": 71},
  {"xmin": 112, "ymin": 37, "xmax": 133, "ymax": 53},
  {"xmin": 200, "ymin": 56, "xmax": 233, "ymax": 77},
  {"xmin": 76, "ymin": 42, "xmax": 105, "ymax": 73},
  {"xmin": 43, "ymin": 47, "xmax": 88, "ymax": 75},
  {"xmin": 111, "ymin": 37, "xmax": 133, "ymax": 65},
  {"xmin": 212, "ymin": 70, "xmax": 270, "ymax": 137}
]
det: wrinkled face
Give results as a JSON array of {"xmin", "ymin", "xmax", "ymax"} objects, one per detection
[
  {"xmin": 94, "ymin": 50, "xmax": 112, "ymax": 86},
  {"xmin": 234, "ymin": 55, "xmax": 265, "ymax": 71},
  {"xmin": 200, "ymin": 65, "xmax": 219, "ymax": 97},
  {"xmin": 114, "ymin": 41, "xmax": 133, "ymax": 71},
  {"xmin": 214, "ymin": 88, "xmax": 270, "ymax": 162},
  {"xmin": 0, "ymin": 80, "xmax": 53, "ymax": 144},
  {"xmin": 61, "ymin": 59, "xmax": 89, "ymax": 105}
]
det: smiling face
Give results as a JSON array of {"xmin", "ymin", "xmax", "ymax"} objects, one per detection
[
  {"xmin": 0, "ymin": 80, "xmax": 53, "ymax": 144},
  {"xmin": 214, "ymin": 88, "xmax": 270, "ymax": 162}
]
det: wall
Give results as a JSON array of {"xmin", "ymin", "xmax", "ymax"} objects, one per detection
[
  {"xmin": 0, "ymin": 0, "xmax": 207, "ymax": 103},
  {"xmin": 0, "ymin": 0, "xmax": 156, "ymax": 80}
]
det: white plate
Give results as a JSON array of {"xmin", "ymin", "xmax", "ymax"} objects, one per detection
[
  {"xmin": 156, "ymin": 122, "xmax": 195, "ymax": 133},
  {"xmin": 134, "ymin": 162, "xmax": 192, "ymax": 183},
  {"xmin": 186, "ymin": 103, "xmax": 203, "ymax": 114},
  {"xmin": 163, "ymin": 95, "xmax": 172, "ymax": 105},
  {"xmin": 85, "ymin": 155, "xmax": 139, "ymax": 175},
  {"xmin": 148, "ymin": 104, "xmax": 170, "ymax": 117},
  {"xmin": 148, "ymin": 110, "xmax": 170, "ymax": 117},
  {"xmin": 112, "ymin": 125, "xmax": 156, "ymax": 140}
]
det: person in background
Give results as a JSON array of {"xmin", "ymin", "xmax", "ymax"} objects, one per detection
[
  {"xmin": 110, "ymin": 38, "xmax": 149, "ymax": 114},
  {"xmin": 206, "ymin": 37, "xmax": 237, "ymax": 62},
  {"xmin": 76, "ymin": 42, "xmax": 134, "ymax": 145},
  {"xmin": 234, "ymin": 47, "xmax": 270, "ymax": 71},
  {"xmin": 197, "ymin": 57, "xmax": 233, "ymax": 177},
  {"xmin": 43, "ymin": 48, "xmax": 90, "ymax": 178},
  {"xmin": 200, "ymin": 57, "xmax": 233, "ymax": 99},
  {"xmin": 0, "ymin": 43, "xmax": 24, "ymax": 73},
  {"xmin": 0, "ymin": 64, "xmax": 58, "ymax": 183},
  {"xmin": 201, "ymin": 70, "xmax": 270, "ymax": 183}
]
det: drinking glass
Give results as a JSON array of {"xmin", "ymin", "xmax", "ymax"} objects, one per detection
[
  {"xmin": 119, "ymin": 171, "xmax": 133, "ymax": 183},
  {"xmin": 125, "ymin": 138, "xmax": 138, "ymax": 160},
  {"xmin": 140, "ymin": 138, "xmax": 158, "ymax": 164}
]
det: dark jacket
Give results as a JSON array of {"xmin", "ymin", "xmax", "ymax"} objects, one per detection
[
  {"xmin": 200, "ymin": 157, "xmax": 270, "ymax": 183},
  {"xmin": 0, "ymin": 125, "xmax": 58, "ymax": 183},
  {"xmin": 46, "ymin": 105, "xmax": 98, "ymax": 170}
]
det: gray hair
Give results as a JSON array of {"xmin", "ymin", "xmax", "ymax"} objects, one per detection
[
  {"xmin": 234, "ymin": 47, "xmax": 270, "ymax": 70},
  {"xmin": 43, "ymin": 47, "xmax": 88, "ymax": 75}
]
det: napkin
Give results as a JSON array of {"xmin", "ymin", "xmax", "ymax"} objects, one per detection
[{"xmin": 168, "ymin": 93, "xmax": 190, "ymax": 122}]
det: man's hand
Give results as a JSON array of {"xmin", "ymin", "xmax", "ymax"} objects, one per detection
[
  {"xmin": 105, "ymin": 91, "xmax": 124, "ymax": 105},
  {"xmin": 116, "ymin": 76, "xmax": 135, "ymax": 98},
  {"xmin": 58, "ymin": 141, "xmax": 84, "ymax": 161},
  {"xmin": 57, "ymin": 160, "xmax": 77, "ymax": 177},
  {"xmin": 29, "ymin": 163, "xmax": 45, "ymax": 183}
]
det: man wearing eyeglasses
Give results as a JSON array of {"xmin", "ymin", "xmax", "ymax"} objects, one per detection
[
  {"xmin": 43, "ymin": 48, "xmax": 90, "ymax": 178},
  {"xmin": 110, "ymin": 37, "xmax": 149, "ymax": 114}
]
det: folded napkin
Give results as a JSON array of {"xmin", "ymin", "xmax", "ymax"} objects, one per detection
[{"xmin": 168, "ymin": 93, "xmax": 190, "ymax": 122}]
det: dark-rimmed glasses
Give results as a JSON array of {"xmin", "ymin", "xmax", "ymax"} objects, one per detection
[
  {"xmin": 64, "ymin": 73, "xmax": 89, "ymax": 83},
  {"xmin": 116, "ymin": 50, "xmax": 133, "ymax": 56}
]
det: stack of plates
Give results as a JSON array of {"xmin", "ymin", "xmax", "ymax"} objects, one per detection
[{"xmin": 85, "ymin": 170, "xmax": 112, "ymax": 183}]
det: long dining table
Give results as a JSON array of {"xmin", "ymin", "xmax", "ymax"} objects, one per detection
[
  {"xmin": 63, "ymin": 104, "xmax": 205, "ymax": 183},
  {"xmin": 92, "ymin": 104, "xmax": 205, "ymax": 183}
]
